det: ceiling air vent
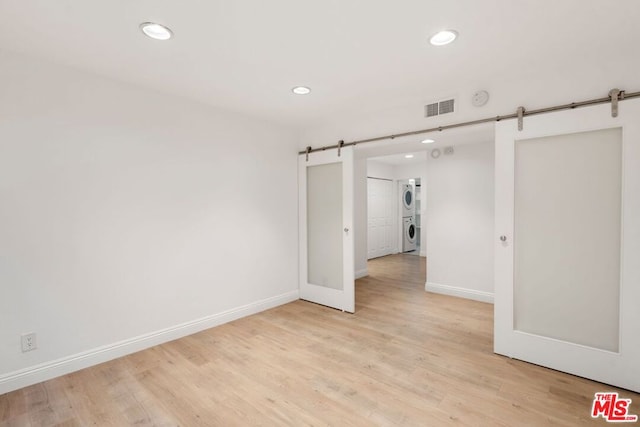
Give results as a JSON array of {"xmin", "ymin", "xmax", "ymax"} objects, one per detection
[
  {"xmin": 424, "ymin": 98, "xmax": 456, "ymax": 118},
  {"xmin": 425, "ymin": 103, "xmax": 439, "ymax": 118}
]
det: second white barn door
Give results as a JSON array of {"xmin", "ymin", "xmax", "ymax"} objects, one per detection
[{"xmin": 494, "ymin": 98, "xmax": 640, "ymax": 392}]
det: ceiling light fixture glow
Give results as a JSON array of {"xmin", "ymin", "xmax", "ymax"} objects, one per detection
[
  {"xmin": 429, "ymin": 30, "xmax": 458, "ymax": 46},
  {"xmin": 140, "ymin": 22, "xmax": 173, "ymax": 40},
  {"xmin": 421, "ymin": 138, "xmax": 435, "ymax": 144},
  {"xmin": 292, "ymin": 86, "xmax": 311, "ymax": 95},
  {"xmin": 405, "ymin": 154, "xmax": 414, "ymax": 159}
]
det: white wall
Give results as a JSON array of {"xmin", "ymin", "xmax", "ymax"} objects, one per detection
[
  {"xmin": 426, "ymin": 143, "xmax": 495, "ymax": 302},
  {"xmin": 353, "ymin": 158, "xmax": 368, "ymax": 278},
  {"xmin": 367, "ymin": 160, "xmax": 394, "ymax": 180},
  {"xmin": 393, "ymin": 162, "xmax": 426, "ymax": 181},
  {"xmin": 0, "ymin": 51, "xmax": 299, "ymax": 393}
]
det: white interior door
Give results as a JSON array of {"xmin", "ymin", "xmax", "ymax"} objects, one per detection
[
  {"xmin": 299, "ymin": 146, "xmax": 354, "ymax": 313},
  {"xmin": 367, "ymin": 177, "xmax": 393, "ymax": 259},
  {"xmin": 495, "ymin": 98, "xmax": 640, "ymax": 392}
]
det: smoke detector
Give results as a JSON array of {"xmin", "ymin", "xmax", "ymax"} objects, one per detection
[{"xmin": 472, "ymin": 90, "xmax": 489, "ymax": 107}]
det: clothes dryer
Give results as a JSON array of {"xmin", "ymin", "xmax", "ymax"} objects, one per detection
[{"xmin": 401, "ymin": 184, "xmax": 415, "ymax": 218}]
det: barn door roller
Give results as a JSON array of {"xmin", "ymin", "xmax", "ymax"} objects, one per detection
[
  {"xmin": 517, "ymin": 106, "xmax": 525, "ymax": 131},
  {"xmin": 609, "ymin": 88, "xmax": 624, "ymax": 118}
]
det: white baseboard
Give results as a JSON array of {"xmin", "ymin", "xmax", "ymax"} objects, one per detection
[
  {"xmin": 0, "ymin": 290, "xmax": 299, "ymax": 395},
  {"xmin": 425, "ymin": 282, "xmax": 494, "ymax": 304},
  {"xmin": 355, "ymin": 269, "xmax": 369, "ymax": 279}
]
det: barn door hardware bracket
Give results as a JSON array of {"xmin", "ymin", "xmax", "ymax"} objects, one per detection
[
  {"xmin": 337, "ymin": 140, "xmax": 344, "ymax": 157},
  {"xmin": 609, "ymin": 88, "xmax": 624, "ymax": 117},
  {"xmin": 305, "ymin": 146, "xmax": 311, "ymax": 161},
  {"xmin": 517, "ymin": 106, "xmax": 526, "ymax": 131}
]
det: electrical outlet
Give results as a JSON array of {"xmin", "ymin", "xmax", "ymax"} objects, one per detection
[{"xmin": 21, "ymin": 333, "xmax": 37, "ymax": 352}]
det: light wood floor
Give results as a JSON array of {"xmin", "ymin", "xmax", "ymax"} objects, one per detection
[{"xmin": 1, "ymin": 254, "xmax": 637, "ymax": 426}]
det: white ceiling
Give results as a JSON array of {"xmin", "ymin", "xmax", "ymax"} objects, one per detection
[
  {"xmin": 1, "ymin": 1, "xmax": 639, "ymax": 128},
  {"xmin": 369, "ymin": 151, "xmax": 428, "ymax": 167}
]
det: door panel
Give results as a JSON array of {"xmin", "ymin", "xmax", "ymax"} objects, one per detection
[
  {"xmin": 514, "ymin": 128, "xmax": 621, "ymax": 352},
  {"xmin": 299, "ymin": 147, "xmax": 354, "ymax": 312},
  {"xmin": 367, "ymin": 178, "xmax": 393, "ymax": 259},
  {"xmin": 495, "ymin": 98, "xmax": 640, "ymax": 392},
  {"xmin": 307, "ymin": 163, "xmax": 344, "ymax": 290}
]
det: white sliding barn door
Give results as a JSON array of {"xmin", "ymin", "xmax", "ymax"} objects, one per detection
[
  {"xmin": 495, "ymin": 98, "xmax": 640, "ymax": 392},
  {"xmin": 299, "ymin": 147, "xmax": 355, "ymax": 313},
  {"xmin": 367, "ymin": 177, "xmax": 393, "ymax": 259}
]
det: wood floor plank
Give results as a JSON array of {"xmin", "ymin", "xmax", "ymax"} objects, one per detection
[{"xmin": 1, "ymin": 254, "xmax": 638, "ymax": 426}]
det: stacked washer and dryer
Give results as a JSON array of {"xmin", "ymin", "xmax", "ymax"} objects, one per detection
[{"xmin": 401, "ymin": 183, "xmax": 417, "ymax": 252}]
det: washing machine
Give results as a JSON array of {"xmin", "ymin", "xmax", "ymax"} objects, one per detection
[
  {"xmin": 403, "ymin": 217, "xmax": 417, "ymax": 252},
  {"xmin": 401, "ymin": 184, "xmax": 415, "ymax": 218}
]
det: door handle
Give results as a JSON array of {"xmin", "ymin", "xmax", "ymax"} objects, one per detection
[
  {"xmin": 500, "ymin": 235, "xmax": 507, "ymax": 242},
  {"xmin": 344, "ymin": 227, "xmax": 350, "ymax": 233}
]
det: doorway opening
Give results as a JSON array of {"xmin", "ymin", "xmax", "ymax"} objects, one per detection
[
  {"xmin": 366, "ymin": 154, "xmax": 426, "ymax": 258},
  {"xmin": 362, "ymin": 151, "xmax": 428, "ymax": 292},
  {"xmin": 354, "ymin": 123, "xmax": 496, "ymax": 306}
]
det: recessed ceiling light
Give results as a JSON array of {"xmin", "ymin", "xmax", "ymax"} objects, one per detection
[
  {"xmin": 292, "ymin": 86, "xmax": 311, "ymax": 95},
  {"xmin": 421, "ymin": 138, "xmax": 435, "ymax": 144},
  {"xmin": 405, "ymin": 154, "xmax": 414, "ymax": 159},
  {"xmin": 140, "ymin": 22, "xmax": 173, "ymax": 40},
  {"xmin": 429, "ymin": 30, "xmax": 458, "ymax": 46}
]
